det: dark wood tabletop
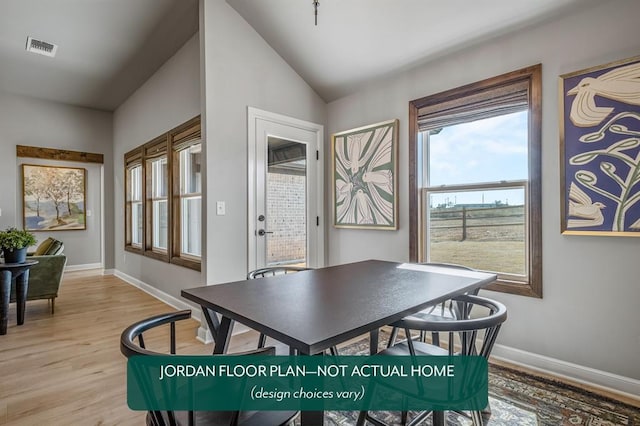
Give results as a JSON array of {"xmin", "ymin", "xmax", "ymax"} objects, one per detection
[
  {"xmin": 182, "ymin": 259, "xmax": 496, "ymax": 426},
  {"xmin": 182, "ymin": 260, "xmax": 496, "ymax": 355}
]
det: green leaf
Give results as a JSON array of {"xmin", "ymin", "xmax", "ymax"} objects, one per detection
[
  {"xmin": 569, "ymin": 152, "xmax": 600, "ymax": 165},
  {"xmin": 607, "ymin": 138, "xmax": 640, "ymax": 153},
  {"xmin": 579, "ymin": 131, "xmax": 605, "ymax": 143},
  {"xmin": 600, "ymin": 162, "xmax": 616, "ymax": 174}
]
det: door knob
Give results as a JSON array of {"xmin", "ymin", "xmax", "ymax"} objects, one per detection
[{"xmin": 257, "ymin": 229, "xmax": 274, "ymax": 236}]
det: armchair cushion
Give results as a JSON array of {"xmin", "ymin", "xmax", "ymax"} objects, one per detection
[
  {"xmin": 45, "ymin": 239, "xmax": 64, "ymax": 255},
  {"xmin": 33, "ymin": 237, "xmax": 55, "ymax": 255},
  {"xmin": 10, "ymin": 254, "xmax": 67, "ymax": 310}
]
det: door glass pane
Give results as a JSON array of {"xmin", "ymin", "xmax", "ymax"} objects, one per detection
[
  {"xmin": 427, "ymin": 187, "xmax": 526, "ymax": 276},
  {"xmin": 266, "ymin": 137, "xmax": 307, "ymax": 267}
]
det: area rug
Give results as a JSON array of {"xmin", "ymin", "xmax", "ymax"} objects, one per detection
[{"xmin": 296, "ymin": 335, "xmax": 640, "ymax": 426}]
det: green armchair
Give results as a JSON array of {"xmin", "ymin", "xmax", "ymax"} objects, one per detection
[{"xmin": 10, "ymin": 254, "xmax": 67, "ymax": 314}]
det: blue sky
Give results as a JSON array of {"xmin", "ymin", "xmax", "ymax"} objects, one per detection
[{"xmin": 426, "ymin": 110, "xmax": 528, "ymax": 207}]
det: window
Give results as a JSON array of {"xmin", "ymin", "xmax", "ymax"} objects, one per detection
[
  {"xmin": 125, "ymin": 149, "xmax": 143, "ymax": 253},
  {"xmin": 178, "ymin": 144, "xmax": 202, "ymax": 257},
  {"xmin": 143, "ymin": 136, "xmax": 169, "ymax": 261},
  {"xmin": 124, "ymin": 116, "xmax": 201, "ymax": 270},
  {"xmin": 409, "ymin": 65, "xmax": 542, "ymax": 297},
  {"xmin": 171, "ymin": 118, "xmax": 202, "ymax": 270}
]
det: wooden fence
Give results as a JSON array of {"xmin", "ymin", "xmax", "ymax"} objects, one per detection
[{"xmin": 430, "ymin": 205, "xmax": 525, "ymax": 242}]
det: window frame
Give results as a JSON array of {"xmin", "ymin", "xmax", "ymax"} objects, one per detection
[
  {"xmin": 144, "ymin": 135, "xmax": 170, "ymax": 261},
  {"xmin": 170, "ymin": 116, "xmax": 202, "ymax": 271},
  {"xmin": 124, "ymin": 148, "xmax": 144, "ymax": 255},
  {"xmin": 409, "ymin": 64, "xmax": 542, "ymax": 298},
  {"xmin": 123, "ymin": 115, "xmax": 201, "ymax": 271}
]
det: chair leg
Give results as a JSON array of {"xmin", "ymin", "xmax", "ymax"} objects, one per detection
[
  {"xmin": 471, "ymin": 410, "xmax": 484, "ymax": 426},
  {"xmin": 257, "ymin": 333, "xmax": 267, "ymax": 349},
  {"xmin": 387, "ymin": 327, "xmax": 399, "ymax": 348},
  {"xmin": 51, "ymin": 297, "xmax": 55, "ymax": 315}
]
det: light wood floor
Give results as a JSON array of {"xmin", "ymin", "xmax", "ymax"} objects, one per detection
[
  {"xmin": 1, "ymin": 271, "xmax": 637, "ymax": 426},
  {"xmin": 0, "ymin": 271, "xmax": 262, "ymax": 426}
]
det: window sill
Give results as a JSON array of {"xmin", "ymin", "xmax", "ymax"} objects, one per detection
[{"xmin": 171, "ymin": 256, "xmax": 201, "ymax": 272}]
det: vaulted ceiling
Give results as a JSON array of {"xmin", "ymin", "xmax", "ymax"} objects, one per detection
[{"xmin": 0, "ymin": 0, "xmax": 599, "ymax": 111}]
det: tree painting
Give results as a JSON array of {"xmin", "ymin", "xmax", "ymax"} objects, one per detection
[
  {"xmin": 332, "ymin": 119, "xmax": 398, "ymax": 229},
  {"xmin": 23, "ymin": 165, "xmax": 86, "ymax": 231},
  {"xmin": 561, "ymin": 56, "xmax": 640, "ymax": 235}
]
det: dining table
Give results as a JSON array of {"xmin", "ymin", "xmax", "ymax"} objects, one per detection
[{"xmin": 182, "ymin": 259, "xmax": 497, "ymax": 426}]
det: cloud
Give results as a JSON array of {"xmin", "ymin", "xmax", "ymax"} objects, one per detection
[{"xmin": 427, "ymin": 110, "xmax": 528, "ymax": 185}]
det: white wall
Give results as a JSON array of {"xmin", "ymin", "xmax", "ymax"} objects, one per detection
[
  {"xmin": 200, "ymin": 0, "xmax": 327, "ymax": 284},
  {"xmin": 113, "ymin": 34, "xmax": 202, "ymax": 298},
  {"xmin": 327, "ymin": 0, "xmax": 640, "ymax": 383},
  {"xmin": 0, "ymin": 91, "xmax": 113, "ymax": 268}
]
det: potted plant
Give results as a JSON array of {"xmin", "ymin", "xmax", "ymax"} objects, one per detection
[{"xmin": 0, "ymin": 227, "xmax": 37, "ymax": 264}]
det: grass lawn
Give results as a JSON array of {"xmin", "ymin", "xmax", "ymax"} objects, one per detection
[{"xmin": 429, "ymin": 240, "xmax": 525, "ymax": 275}]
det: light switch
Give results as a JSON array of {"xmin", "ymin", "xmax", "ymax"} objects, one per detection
[
  {"xmin": 86, "ymin": 210, "xmax": 92, "ymax": 217},
  {"xmin": 216, "ymin": 201, "xmax": 226, "ymax": 215}
]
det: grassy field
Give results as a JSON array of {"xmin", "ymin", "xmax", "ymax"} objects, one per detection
[
  {"xmin": 429, "ymin": 240, "xmax": 525, "ymax": 275},
  {"xmin": 429, "ymin": 205, "xmax": 525, "ymax": 275}
]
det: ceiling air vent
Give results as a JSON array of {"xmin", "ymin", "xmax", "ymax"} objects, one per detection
[{"xmin": 25, "ymin": 36, "xmax": 58, "ymax": 58}]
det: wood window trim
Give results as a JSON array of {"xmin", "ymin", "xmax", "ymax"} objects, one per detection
[
  {"xmin": 124, "ymin": 148, "xmax": 143, "ymax": 255},
  {"xmin": 17, "ymin": 145, "xmax": 104, "ymax": 164},
  {"xmin": 409, "ymin": 64, "xmax": 542, "ymax": 298},
  {"xmin": 123, "ymin": 116, "xmax": 201, "ymax": 271},
  {"xmin": 170, "ymin": 117, "xmax": 202, "ymax": 271},
  {"xmin": 144, "ymin": 135, "xmax": 171, "ymax": 262}
]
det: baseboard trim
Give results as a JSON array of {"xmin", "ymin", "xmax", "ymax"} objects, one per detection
[
  {"xmin": 102, "ymin": 269, "xmax": 115, "ymax": 276},
  {"xmin": 491, "ymin": 344, "xmax": 640, "ymax": 402},
  {"xmin": 113, "ymin": 270, "xmax": 252, "ymax": 344},
  {"xmin": 113, "ymin": 270, "xmax": 203, "ymax": 324},
  {"xmin": 65, "ymin": 263, "xmax": 103, "ymax": 272}
]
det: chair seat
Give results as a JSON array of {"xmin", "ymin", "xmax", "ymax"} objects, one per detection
[
  {"xmin": 380, "ymin": 340, "xmax": 449, "ymax": 357},
  {"xmin": 148, "ymin": 409, "xmax": 298, "ymax": 426}
]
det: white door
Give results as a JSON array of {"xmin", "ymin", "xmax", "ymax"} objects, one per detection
[{"xmin": 248, "ymin": 108, "xmax": 325, "ymax": 271}]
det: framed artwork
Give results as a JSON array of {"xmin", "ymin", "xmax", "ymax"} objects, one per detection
[
  {"xmin": 332, "ymin": 119, "xmax": 398, "ymax": 229},
  {"xmin": 560, "ymin": 55, "xmax": 640, "ymax": 236},
  {"xmin": 22, "ymin": 164, "xmax": 87, "ymax": 231}
]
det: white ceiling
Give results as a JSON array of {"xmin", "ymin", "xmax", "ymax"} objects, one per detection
[
  {"xmin": 228, "ymin": 0, "xmax": 598, "ymax": 102},
  {"xmin": 0, "ymin": 0, "xmax": 598, "ymax": 111},
  {"xmin": 0, "ymin": 0, "xmax": 198, "ymax": 111}
]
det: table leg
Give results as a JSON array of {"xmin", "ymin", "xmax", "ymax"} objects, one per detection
[
  {"xmin": 369, "ymin": 328, "xmax": 379, "ymax": 355},
  {"xmin": 16, "ymin": 270, "xmax": 29, "ymax": 326},
  {"xmin": 301, "ymin": 411, "xmax": 324, "ymax": 425},
  {"xmin": 432, "ymin": 410, "xmax": 445, "ymax": 426},
  {"xmin": 0, "ymin": 270, "xmax": 10, "ymax": 335},
  {"xmin": 212, "ymin": 315, "xmax": 234, "ymax": 354}
]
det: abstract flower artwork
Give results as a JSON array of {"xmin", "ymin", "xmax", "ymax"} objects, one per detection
[
  {"xmin": 560, "ymin": 56, "xmax": 640, "ymax": 236},
  {"xmin": 332, "ymin": 119, "xmax": 398, "ymax": 229}
]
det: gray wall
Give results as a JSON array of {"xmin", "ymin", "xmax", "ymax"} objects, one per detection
[
  {"xmin": 113, "ymin": 34, "xmax": 202, "ymax": 298},
  {"xmin": 326, "ymin": 0, "xmax": 640, "ymax": 380},
  {"xmin": 200, "ymin": 0, "xmax": 327, "ymax": 284},
  {"xmin": 0, "ymin": 91, "xmax": 113, "ymax": 268}
]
